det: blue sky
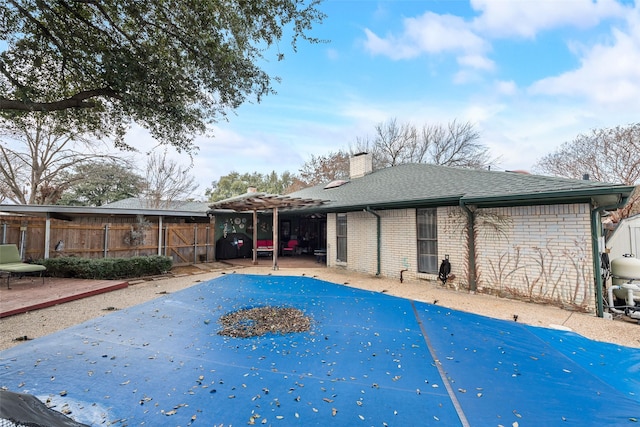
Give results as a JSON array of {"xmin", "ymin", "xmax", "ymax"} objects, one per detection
[{"xmin": 129, "ymin": 0, "xmax": 640, "ymax": 197}]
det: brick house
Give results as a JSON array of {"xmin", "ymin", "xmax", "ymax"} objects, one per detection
[{"xmin": 287, "ymin": 153, "xmax": 635, "ymax": 315}]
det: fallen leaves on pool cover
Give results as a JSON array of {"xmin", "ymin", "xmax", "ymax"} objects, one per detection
[{"xmin": 217, "ymin": 306, "xmax": 311, "ymax": 338}]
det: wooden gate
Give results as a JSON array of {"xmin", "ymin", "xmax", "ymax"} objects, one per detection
[{"xmin": 163, "ymin": 224, "xmax": 214, "ymax": 265}]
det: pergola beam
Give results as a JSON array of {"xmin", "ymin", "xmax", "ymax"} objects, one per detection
[{"xmin": 207, "ymin": 191, "xmax": 326, "ymax": 270}]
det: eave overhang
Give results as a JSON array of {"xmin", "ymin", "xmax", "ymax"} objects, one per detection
[
  {"xmin": 285, "ymin": 185, "xmax": 636, "ymax": 214},
  {"xmin": 460, "ymin": 185, "xmax": 636, "ymax": 209},
  {"xmin": 0, "ymin": 204, "xmax": 210, "ymax": 220}
]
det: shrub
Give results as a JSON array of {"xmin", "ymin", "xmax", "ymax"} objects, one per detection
[{"xmin": 39, "ymin": 256, "xmax": 173, "ymax": 280}]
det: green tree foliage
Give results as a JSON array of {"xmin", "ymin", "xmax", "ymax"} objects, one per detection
[
  {"xmin": 206, "ymin": 171, "xmax": 295, "ymax": 202},
  {"xmin": 533, "ymin": 123, "xmax": 640, "ymax": 220},
  {"xmin": 57, "ymin": 161, "xmax": 144, "ymax": 206},
  {"xmin": 0, "ymin": 0, "xmax": 325, "ymax": 152},
  {"xmin": 264, "ymin": 170, "xmax": 297, "ymax": 195}
]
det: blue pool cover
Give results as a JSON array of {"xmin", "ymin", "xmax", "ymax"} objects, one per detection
[{"xmin": 1, "ymin": 274, "xmax": 639, "ymax": 426}]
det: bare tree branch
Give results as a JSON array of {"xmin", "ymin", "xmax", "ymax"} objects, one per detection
[
  {"xmin": 367, "ymin": 118, "xmax": 492, "ymax": 170},
  {"xmin": 534, "ymin": 123, "xmax": 640, "ymax": 220},
  {"xmin": 0, "ymin": 113, "xmax": 120, "ymax": 204},
  {"xmin": 142, "ymin": 151, "xmax": 198, "ymax": 208}
]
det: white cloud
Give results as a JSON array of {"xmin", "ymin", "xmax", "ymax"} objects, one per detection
[
  {"xmin": 475, "ymin": 105, "xmax": 583, "ymax": 171},
  {"xmin": 463, "ymin": 103, "xmax": 505, "ymax": 125},
  {"xmin": 364, "ymin": 12, "xmax": 490, "ymax": 64},
  {"xmin": 122, "ymin": 124, "xmax": 307, "ymax": 197},
  {"xmin": 326, "ymin": 48, "xmax": 339, "ymax": 61},
  {"xmin": 404, "ymin": 12, "xmax": 488, "ymax": 54},
  {"xmin": 457, "ymin": 53, "xmax": 495, "ymax": 71},
  {"xmin": 470, "ymin": 89, "xmax": 640, "ymax": 173},
  {"xmin": 471, "ymin": 0, "xmax": 628, "ymax": 38},
  {"xmin": 452, "ymin": 69, "xmax": 482, "ymax": 85},
  {"xmin": 529, "ymin": 10, "xmax": 640, "ymax": 107},
  {"xmin": 495, "ymin": 80, "xmax": 518, "ymax": 96},
  {"xmin": 363, "ymin": 28, "xmax": 420, "ymax": 60}
]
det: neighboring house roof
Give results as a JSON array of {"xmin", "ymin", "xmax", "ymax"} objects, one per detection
[
  {"xmin": 102, "ymin": 197, "xmax": 210, "ymax": 212},
  {"xmin": 0, "ymin": 197, "xmax": 211, "ymax": 220},
  {"xmin": 288, "ymin": 163, "xmax": 635, "ymax": 212}
]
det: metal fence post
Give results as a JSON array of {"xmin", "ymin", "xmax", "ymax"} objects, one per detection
[{"xmin": 104, "ymin": 224, "xmax": 109, "ymax": 258}]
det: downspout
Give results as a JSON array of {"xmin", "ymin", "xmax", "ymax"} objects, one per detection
[
  {"xmin": 157, "ymin": 216, "xmax": 163, "ymax": 256},
  {"xmin": 459, "ymin": 200, "xmax": 477, "ymax": 292},
  {"xmin": 44, "ymin": 213, "xmax": 51, "ymax": 259},
  {"xmin": 365, "ymin": 207, "xmax": 381, "ymax": 276}
]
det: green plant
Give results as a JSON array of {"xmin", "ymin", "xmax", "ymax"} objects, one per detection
[{"xmin": 39, "ymin": 255, "xmax": 172, "ymax": 280}]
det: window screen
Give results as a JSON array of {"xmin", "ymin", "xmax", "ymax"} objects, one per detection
[
  {"xmin": 336, "ymin": 213, "xmax": 347, "ymax": 262},
  {"xmin": 417, "ymin": 208, "xmax": 437, "ymax": 273}
]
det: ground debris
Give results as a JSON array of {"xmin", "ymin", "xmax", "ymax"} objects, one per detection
[{"xmin": 217, "ymin": 306, "xmax": 311, "ymax": 338}]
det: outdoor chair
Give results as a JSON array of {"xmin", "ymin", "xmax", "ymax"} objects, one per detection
[
  {"xmin": 282, "ymin": 239, "xmax": 298, "ymax": 256},
  {"xmin": 0, "ymin": 244, "xmax": 47, "ymax": 289}
]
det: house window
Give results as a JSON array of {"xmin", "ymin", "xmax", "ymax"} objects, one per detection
[
  {"xmin": 417, "ymin": 208, "xmax": 437, "ymax": 273},
  {"xmin": 336, "ymin": 213, "xmax": 347, "ymax": 262}
]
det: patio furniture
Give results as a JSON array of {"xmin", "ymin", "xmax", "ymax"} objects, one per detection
[
  {"xmin": 0, "ymin": 244, "xmax": 47, "ymax": 289},
  {"xmin": 215, "ymin": 233, "xmax": 253, "ymax": 260},
  {"xmin": 255, "ymin": 240, "xmax": 274, "ymax": 257},
  {"xmin": 314, "ymin": 249, "xmax": 327, "ymax": 263},
  {"xmin": 282, "ymin": 239, "xmax": 298, "ymax": 256}
]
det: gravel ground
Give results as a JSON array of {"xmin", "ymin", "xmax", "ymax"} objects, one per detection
[{"xmin": 1, "ymin": 264, "xmax": 639, "ymax": 351}]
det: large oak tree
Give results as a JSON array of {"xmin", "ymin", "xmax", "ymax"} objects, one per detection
[
  {"xmin": 0, "ymin": 0, "xmax": 325, "ymax": 152},
  {"xmin": 56, "ymin": 161, "xmax": 144, "ymax": 206},
  {"xmin": 206, "ymin": 170, "xmax": 295, "ymax": 202}
]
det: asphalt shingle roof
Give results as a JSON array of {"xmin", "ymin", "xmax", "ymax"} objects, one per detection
[
  {"xmin": 288, "ymin": 163, "xmax": 634, "ymax": 211},
  {"xmin": 101, "ymin": 197, "xmax": 210, "ymax": 212}
]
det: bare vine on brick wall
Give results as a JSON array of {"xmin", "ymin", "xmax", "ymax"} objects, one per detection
[
  {"xmin": 446, "ymin": 208, "xmax": 512, "ymax": 241},
  {"xmin": 563, "ymin": 240, "xmax": 591, "ymax": 309},
  {"xmin": 485, "ymin": 247, "xmax": 524, "ymax": 296},
  {"xmin": 487, "ymin": 239, "xmax": 591, "ymax": 310},
  {"xmin": 529, "ymin": 243, "xmax": 565, "ymax": 302},
  {"xmin": 447, "ymin": 207, "xmax": 512, "ymax": 289},
  {"xmin": 475, "ymin": 211, "xmax": 513, "ymax": 242}
]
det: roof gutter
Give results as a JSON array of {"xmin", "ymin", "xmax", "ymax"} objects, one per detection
[
  {"xmin": 459, "ymin": 199, "xmax": 477, "ymax": 292},
  {"xmin": 291, "ymin": 196, "xmax": 463, "ymax": 214},
  {"xmin": 365, "ymin": 206, "xmax": 381, "ymax": 276},
  {"xmin": 461, "ymin": 185, "xmax": 637, "ymax": 208}
]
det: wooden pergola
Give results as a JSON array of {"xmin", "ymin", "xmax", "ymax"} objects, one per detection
[{"xmin": 207, "ymin": 190, "xmax": 326, "ymax": 270}]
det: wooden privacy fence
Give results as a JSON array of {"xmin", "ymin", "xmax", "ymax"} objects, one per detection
[{"xmin": 0, "ymin": 216, "xmax": 215, "ymax": 266}]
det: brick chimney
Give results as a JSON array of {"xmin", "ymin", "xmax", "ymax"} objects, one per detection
[{"xmin": 350, "ymin": 152, "xmax": 373, "ymax": 179}]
